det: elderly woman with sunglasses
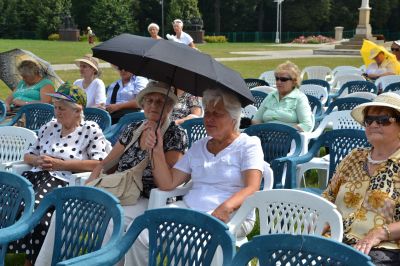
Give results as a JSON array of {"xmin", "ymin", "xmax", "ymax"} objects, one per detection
[
  {"xmin": 251, "ymin": 61, "xmax": 313, "ymax": 132},
  {"xmin": 322, "ymin": 92, "xmax": 400, "ymax": 265}
]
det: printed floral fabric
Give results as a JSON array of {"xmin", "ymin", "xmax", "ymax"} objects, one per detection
[
  {"xmin": 170, "ymin": 92, "xmax": 201, "ymax": 121},
  {"xmin": 322, "ymin": 147, "xmax": 400, "ymax": 249}
]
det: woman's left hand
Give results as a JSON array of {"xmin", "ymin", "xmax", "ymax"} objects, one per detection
[
  {"xmin": 353, "ymin": 227, "xmax": 385, "ymax": 254},
  {"xmin": 12, "ymin": 99, "xmax": 27, "ymax": 107},
  {"xmin": 211, "ymin": 203, "xmax": 233, "ymax": 223}
]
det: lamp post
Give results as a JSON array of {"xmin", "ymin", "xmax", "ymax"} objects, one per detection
[
  {"xmin": 274, "ymin": 0, "xmax": 284, "ymax": 43},
  {"xmin": 159, "ymin": 0, "xmax": 164, "ymax": 38}
]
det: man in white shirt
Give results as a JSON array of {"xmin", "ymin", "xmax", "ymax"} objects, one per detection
[
  {"xmin": 106, "ymin": 68, "xmax": 148, "ymax": 123},
  {"xmin": 365, "ymin": 47, "xmax": 396, "ymax": 80}
]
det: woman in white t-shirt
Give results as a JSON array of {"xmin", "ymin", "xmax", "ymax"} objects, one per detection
[
  {"xmin": 170, "ymin": 19, "xmax": 195, "ymax": 48},
  {"xmin": 126, "ymin": 88, "xmax": 267, "ymax": 264},
  {"xmin": 73, "ymin": 54, "xmax": 106, "ymax": 108}
]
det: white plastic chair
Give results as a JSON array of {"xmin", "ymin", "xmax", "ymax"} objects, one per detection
[
  {"xmin": 258, "ymin": 71, "xmax": 276, "ymax": 87},
  {"xmin": 343, "ymin": 91, "xmax": 377, "ymax": 101},
  {"xmin": 359, "ymin": 64, "xmax": 366, "ymax": 72},
  {"xmin": 331, "ymin": 66, "xmax": 363, "ymax": 78},
  {"xmin": 299, "ymin": 84, "xmax": 328, "ymax": 105},
  {"xmin": 241, "ymin": 105, "xmax": 257, "ymax": 119},
  {"xmin": 375, "ymin": 75, "xmax": 400, "ymax": 91},
  {"xmin": 250, "ymin": 85, "xmax": 276, "ymax": 94},
  {"xmin": 301, "ymin": 66, "xmax": 332, "ymax": 81},
  {"xmin": 228, "ymin": 189, "xmax": 343, "ymax": 242},
  {"xmin": 330, "ymin": 74, "xmax": 366, "ymax": 93},
  {"xmin": 0, "ymin": 126, "xmax": 37, "ymax": 171}
]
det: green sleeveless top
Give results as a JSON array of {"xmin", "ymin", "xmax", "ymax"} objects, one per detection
[{"xmin": 13, "ymin": 78, "xmax": 54, "ymax": 102}]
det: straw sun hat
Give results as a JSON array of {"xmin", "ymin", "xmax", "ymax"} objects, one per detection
[
  {"xmin": 369, "ymin": 47, "xmax": 384, "ymax": 59},
  {"xmin": 351, "ymin": 92, "xmax": 400, "ymax": 125},
  {"xmin": 136, "ymin": 81, "xmax": 178, "ymax": 108},
  {"xmin": 74, "ymin": 54, "xmax": 99, "ymax": 72}
]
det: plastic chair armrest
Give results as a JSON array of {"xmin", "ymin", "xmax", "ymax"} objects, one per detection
[
  {"xmin": 148, "ymin": 182, "xmax": 193, "ymax": 209},
  {"xmin": 69, "ymin": 172, "xmax": 91, "ymax": 186},
  {"xmin": 10, "ymin": 161, "xmax": 32, "ymax": 174}
]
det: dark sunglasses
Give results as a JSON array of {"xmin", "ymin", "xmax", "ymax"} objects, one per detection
[
  {"xmin": 391, "ymin": 47, "xmax": 400, "ymax": 52},
  {"xmin": 363, "ymin": 115, "xmax": 398, "ymax": 126},
  {"xmin": 275, "ymin": 76, "xmax": 292, "ymax": 82}
]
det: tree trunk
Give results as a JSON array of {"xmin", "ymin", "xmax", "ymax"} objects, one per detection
[
  {"xmin": 214, "ymin": 0, "xmax": 220, "ymax": 34},
  {"xmin": 257, "ymin": 0, "xmax": 265, "ymax": 32}
]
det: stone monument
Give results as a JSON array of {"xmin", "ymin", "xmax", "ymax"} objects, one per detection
[
  {"xmin": 185, "ymin": 18, "xmax": 204, "ymax": 44},
  {"xmin": 59, "ymin": 12, "xmax": 80, "ymax": 41}
]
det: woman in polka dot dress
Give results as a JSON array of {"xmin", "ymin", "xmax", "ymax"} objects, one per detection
[{"xmin": 8, "ymin": 82, "xmax": 111, "ymax": 265}]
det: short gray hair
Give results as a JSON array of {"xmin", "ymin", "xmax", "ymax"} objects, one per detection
[
  {"xmin": 18, "ymin": 60, "xmax": 42, "ymax": 77},
  {"xmin": 202, "ymin": 88, "xmax": 242, "ymax": 132},
  {"xmin": 147, "ymin": 23, "xmax": 160, "ymax": 32},
  {"xmin": 172, "ymin": 19, "xmax": 183, "ymax": 27}
]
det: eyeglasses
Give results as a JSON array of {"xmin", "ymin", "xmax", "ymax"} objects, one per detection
[
  {"xmin": 143, "ymin": 97, "xmax": 165, "ymax": 106},
  {"xmin": 363, "ymin": 115, "xmax": 398, "ymax": 126},
  {"xmin": 391, "ymin": 47, "xmax": 400, "ymax": 52},
  {"xmin": 275, "ymin": 76, "xmax": 292, "ymax": 82}
]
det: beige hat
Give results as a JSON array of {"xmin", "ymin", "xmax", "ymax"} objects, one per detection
[
  {"xmin": 74, "ymin": 54, "xmax": 99, "ymax": 72},
  {"xmin": 394, "ymin": 40, "xmax": 400, "ymax": 47},
  {"xmin": 136, "ymin": 81, "xmax": 178, "ymax": 108},
  {"xmin": 351, "ymin": 92, "xmax": 400, "ymax": 125},
  {"xmin": 369, "ymin": 47, "xmax": 384, "ymax": 59}
]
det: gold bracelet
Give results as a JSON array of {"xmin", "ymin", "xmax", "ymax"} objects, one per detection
[{"xmin": 382, "ymin": 224, "xmax": 391, "ymax": 241}]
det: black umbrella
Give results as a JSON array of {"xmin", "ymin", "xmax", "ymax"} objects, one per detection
[{"xmin": 92, "ymin": 34, "xmax": 253, "ymax": 106}]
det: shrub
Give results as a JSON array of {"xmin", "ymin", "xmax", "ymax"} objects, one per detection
[
  {"xmin": 48, "ymin": 33, "xmax": 60, "ymax": 41},
  {"xmin": 204, "ymin": 35, "xmax": 228, "ymax": 43},
  {"xmin": 292, "ymin": 35, "xmax": 335, "ymax": 44}
]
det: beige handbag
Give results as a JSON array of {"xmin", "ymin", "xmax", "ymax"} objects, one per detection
[{"xmin": 87, "ymin": 119, "xmax": 170, "ymax": 206}]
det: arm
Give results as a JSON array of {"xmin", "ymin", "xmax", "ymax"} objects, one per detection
[
  {"xmin": 5, "ymin": 93, "xmax": 14, "ymax": 111},
  {"xmin": 211, "ymin": 169, "xmax": 262, "ymax": 222},
  {"xmin": 39, "ymin": 84, "xmax": 55, "ymax": 104},
  {"xmin": 295, "ymin": 94, "xmax": 313, "ymax": 132},
  {"xmin": 24, "ymin": 153, "xmax": 100, "ymax": 172},
  {"xmin": 94, "ymin": 80, "xmax": 107, "ymax": 108},
  {"xmin": 175, "ymin": 106, "xmax": 202, "ymax": 125},
  {"xmin": 106, "ymin": 99, "xmax": 139, "ymax": 113},
  {"xmin": 188, "ymin": 42, "xmax": 196, "ymax": 48},
  {"xmin": 147, "ymin": 128, "xmax": 189, "ymax": 190}
]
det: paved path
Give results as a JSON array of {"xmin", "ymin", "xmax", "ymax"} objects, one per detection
[{"xmin": 53, "ymin": 43, "xmax": 359, "ymax": 70}]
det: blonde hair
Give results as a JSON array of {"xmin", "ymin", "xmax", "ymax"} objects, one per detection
[
  {"xmin": 275, "ymin": 61, "xmax": 301, "ymax": 87},
  {"xmin": 18, "ymin": 60, "xmax": 41, "ymax": 77}
]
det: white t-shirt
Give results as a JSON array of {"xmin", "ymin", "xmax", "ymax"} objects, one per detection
[
  {"xmin": 73, "ymin": 78, "xmax": 106, "ymax": 107},
  {"xmin": 174, "ymin": 133, "xmax": 265, "ymax": 213},
  {"xmin": 175, "ymin": 31, "xmax": 193, "ymax": 45},
  {"xmin": 26, "ymin": 119, "xmax": 112, "ymax": 182},
  {"xmin": 106, "ymin": 76, "xmax": 148, "ymax": 104}
]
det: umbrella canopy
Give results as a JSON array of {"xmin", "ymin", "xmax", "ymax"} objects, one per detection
[
  {"xmin": 92, "ymin": 34, "xmax": 253, "ymax": 106},
  {"xmin": 0, "ymin": 48, "xmax": 63, "ymax": 90},
  {"xmin": 360, "ymin": 40, "xmax": 400, "ymax": 74}
]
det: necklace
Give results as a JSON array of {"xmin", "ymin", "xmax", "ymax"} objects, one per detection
[{"xmin": 367, "ymin": 151, "xmax": 387, "ymax": 165}]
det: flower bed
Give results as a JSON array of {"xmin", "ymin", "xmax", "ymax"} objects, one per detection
[{"xmin": 292, "ymin": 35, "xmax": 335, "ymax": 44}]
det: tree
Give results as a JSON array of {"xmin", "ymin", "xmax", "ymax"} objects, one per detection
[
  {"xmin": 167, "ymin": 0, "xmax": 201, "ymax": 28},
  {"xmin": 90, "ymin": 0, "xmax": 138, "ymax": 40},
  {"xmin": 34, "ymin": 0, "xmax": 68, "ymax": 39},
  {"xmin": 71, "ymin": 0, "xmax": 96, "ymax": 32}
]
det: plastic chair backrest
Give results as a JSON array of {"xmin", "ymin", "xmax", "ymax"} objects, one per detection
[
  {"xmin": 107, "ymin": 208, "xmax": 235, "ymax": 266},
  {"xmin": 250, "ymin": 85, "xmax": 276, "ymax": 94},
  {"xmin": 383, "ymin": 81, "xmax": 400, "ymax": 94},
  {"xmin": 300, "ymin": 66, "xmax": 331, "ymax": 80},
  {"xmin": 258, "ymin": 71, "xmax": 276, "ymax": 87},
  {"xmin": 299, "ymin": 84, "xmax": 328, "ymax": 104},
  {"xmin": 0, "ymin": 100, "xmax": 6, "ymax": 123},
  {"xmin": 306, "ymin": 94, "xmax": 323, "ymax": 117},
  {"xmin": 336, "ymin": 80, "xmax": 377, "ymax": 98},
  {"xmin": 231, "ymin": 234, "xmax": 373, "ymax": 266},
  {"xmin": 375, "ymin": 75, "xmax": 400, "ymax": 90},
  {"xmin": 244, "ymin": 123, "xmax": 302, "ymax": 188},
  {"xmin": 12, "ymin": 103, "xmax": 54, "ymax": 131},
  {"xmin": 29, "ymin": 186, "xmax": 123, "ymax": 266},
  {"xmin": 343, "ymin": 91, "xmax": 377, "ymax": 100},
  {"xmin": 331, "ymin": 74, "xmax": 366, "ymax": 91},
  {"xmin": 228, "ymin": 189, "xmax": 343, "ymax": 241},
  {"xmin": 332, "ymin": 65, "xmax": 363, "ymax": 77},
  {"xmin": 104, "ymin": 112, "xmax": 145, "ymax": 145},
  {"xmin": 250, "ymin": 90, "xmax": 268, "ymax": 109},
  {"xmin": 244, "ymin": 78, "xmax": 269, "ymax": 89},
  {"xmin": 241, "ymin": 105, "xmax": 257, "ymax": 119},
  {"xmin": 0, "ymin": 171, "xmax": 34, "ymax": 263},
  {"xmin": 0, "ymin": 126, "xmax": 37, "ymax": 165},
  {"xmin": 301, "ymin": 79, "xmax": 330, "ymax": 93},
  {"xmin": 83, "ymin": 107, "xmax": 112, "ymax": 132},
  {"xmin": 181, "ymin": 118, "xmax": 206, "ymax": 148},
  {"xmin": 324, "ymin": 97, "xmax": 371, "ymax": 115}
]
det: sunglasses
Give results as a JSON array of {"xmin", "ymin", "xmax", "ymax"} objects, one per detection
[
  {"xmin": 391, "ymin": 47, "xmax": 400, "ymax": 52},
  {"xmin": 363, "ymin": 115, "xmax": 398, "ymax": 126},
  {"xmin": 275, "ymin": 76, "xmax": 292, "ymax": 82}
]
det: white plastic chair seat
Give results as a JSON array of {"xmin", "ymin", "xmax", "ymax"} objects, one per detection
[
  {"xmin": 251, "ymin": 85, "xmax": 276, "ymax": 94},
  {"xmin": 331, "ymin": 66, "xmax": 363, "ymax": 80},
  {"xmin": 296, "ymin": 156, "xmax": 330, "ymax": 188},
  {"xmin": 342, "ymin": 91, "xmax": 377, "ymax": 100},
  {"xmin": 227, "ymin": 189, "xmax": 343, "ymax": 242},
  {"xmin": 301, "ymin": 66, "xmax": 332, "ymax": 81},
  {"xmin": 330, "ymin": 74, "xmax": 366, "ymax": 92},
  {"xmin": 375, "ymin": 75, "xmax": 400, "ymax": 91}
]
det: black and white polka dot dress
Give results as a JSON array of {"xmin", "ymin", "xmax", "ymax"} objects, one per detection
[{"xmin": 8, "ymin": 119, "xmax": 111, "ymax": 264}]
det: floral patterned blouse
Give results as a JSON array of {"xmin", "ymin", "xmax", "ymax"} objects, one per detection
[
  {"xmin": 170, "ymin": 92, "xmax": 201, "ymax": 121},
  {"xmin": 118, "ymin": 121, "xmax": 188, "ymax": 198},
  {"xmin": 322, "ymin": 147, "xmax": 400, "ymax": 249}
]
